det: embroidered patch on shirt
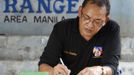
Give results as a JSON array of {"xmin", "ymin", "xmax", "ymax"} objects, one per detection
[
  {"xmin": 64, "ymin": 51, "xmax": 78, "ymax": 56},
  {"xmin": 93, "ymin": 46, "xmax": 103, "ymax": 58}
]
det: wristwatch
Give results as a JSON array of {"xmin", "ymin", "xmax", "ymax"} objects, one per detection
[{"xmin": 101, "ymin": 67, "xmax": 106, "ymax": 75}]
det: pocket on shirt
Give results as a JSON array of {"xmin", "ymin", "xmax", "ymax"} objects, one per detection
[{"xmin": 62, "ymin": 50, "xmax": 78, "ymax": 64}]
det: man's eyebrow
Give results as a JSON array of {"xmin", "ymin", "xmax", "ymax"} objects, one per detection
[
  {"xmin": 95, "ymin": 19, "xmax": 102, "ymax": 21},
  {"xmin": 84, "ymin": 14, "xmax": 91, "ymax": 18},
  {"xmin": 84, "ymin": 14, "xmax": 102, "ymax": 20}
]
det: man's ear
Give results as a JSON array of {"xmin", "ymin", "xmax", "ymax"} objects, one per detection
[
  {"xmin": 102, "ymin": 15, "xmax": 109, "ymax": 26},
  {"xmin": 103, "ymin": 15, "xmax": 110, "ymax": 26},
  {"xmin": 78, "ymin": 6, "xmax": 82, "ymax": 18},
  {"xmin": 105, "ymin": 15, "xmax": 110, "ymax": 22}
]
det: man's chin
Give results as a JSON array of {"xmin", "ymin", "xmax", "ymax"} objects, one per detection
[{"xmin": 84, "ymin": 32, "xmax": 92, "ymax": 37}]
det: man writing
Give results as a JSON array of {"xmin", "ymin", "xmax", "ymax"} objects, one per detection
[{"xmin": 38, "ymin": 0, "xmax": 121, "ymax": 75}]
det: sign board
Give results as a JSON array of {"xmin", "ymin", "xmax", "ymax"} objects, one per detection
[
  {"xmin": 20, "ymin": 72, "xmax": 48, "ymax": 75},
  {"xmin": 0, "ymin": 0, "xmax": 83, "ymax": 35}
]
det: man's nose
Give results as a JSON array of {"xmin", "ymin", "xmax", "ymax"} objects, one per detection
[{"xmin": 86, "ymin": 21, "xmax": 94, "ymax": 29}]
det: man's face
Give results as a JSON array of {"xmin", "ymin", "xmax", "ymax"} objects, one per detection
[{"xmin": 78, "ymin": 3, "xmax": 107, "ymax": 39}]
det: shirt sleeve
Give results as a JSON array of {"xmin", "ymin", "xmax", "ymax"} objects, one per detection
[
  {"xmin": 102, "ymin": 22, "xmax": 121, "ymax": 75},
  {"xmin": 38, "ymin": 23, "xmax": 64, "ymax": 67}
]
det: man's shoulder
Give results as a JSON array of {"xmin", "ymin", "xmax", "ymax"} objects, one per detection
[
  {"xmin": 104, "ymin": 19, "xmax": 120, "ymax": 31},
  {"xmin": 54, "ymin": 18, "xmax": 77, "ymax": 28},
  {"xmin": 52, "ymin": 17, "xmax": 78, "ymax": 36},
  {"xmin": 108, "ymin": 19, "xmax": 119, "ymax": 27}
]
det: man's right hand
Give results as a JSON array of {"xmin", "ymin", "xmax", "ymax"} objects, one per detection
[{"xmin": 53, "ymin": 64, "xmax": 71, "ymax": 75}]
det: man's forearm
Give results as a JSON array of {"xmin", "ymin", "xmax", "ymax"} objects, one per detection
[{"xmin": 39, "ymin": 64, "xmax": 54, "ymax": 75}]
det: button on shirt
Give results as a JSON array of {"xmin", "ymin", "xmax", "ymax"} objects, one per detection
[{"xmin": 39, "ymin": 17, "xmax": 121, "ymax": 75}]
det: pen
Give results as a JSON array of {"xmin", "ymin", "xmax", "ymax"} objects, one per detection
[
  {"xmin": 60, "ymin": 58, "xmax": 71, "ymax": 75},
  {"xmin": 60, "ymin": 58, "xmax": 65, "ymax": 65}
]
